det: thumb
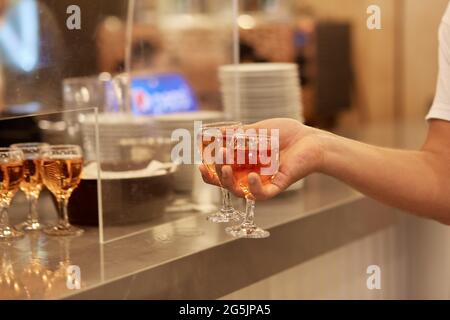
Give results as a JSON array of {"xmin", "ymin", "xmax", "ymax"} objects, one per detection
[{"xmin": 272, "ymin": 144, "xmax": 319, "ymax": 191}]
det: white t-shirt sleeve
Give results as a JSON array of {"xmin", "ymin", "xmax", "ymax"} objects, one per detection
[{"xmin": 426, "ymin": 3, "xmax": 450, "ymax": 121}]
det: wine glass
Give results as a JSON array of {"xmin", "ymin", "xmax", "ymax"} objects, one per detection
[
  {"xmin": 40, "ymin": 145, "xmax": 84, "ymax": 237},
  {"xmin": 10, "ymin": 143, "xmax": 49, "ymax": 231},
  {"xmin": 198, "ymin": 121, "xmax": 242, "ymax": 223},
  {"xmin": 0, "ymin": 148, "xmax": 25, "ymax": 240},
  {"xmin": 225, "ymin": 132, "xmax": 279, "ymax": 238}
]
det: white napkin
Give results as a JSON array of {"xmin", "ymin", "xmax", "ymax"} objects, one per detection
[{"xmin": 82, "ymin": 161, "xmax": 177, "ymax": 180}]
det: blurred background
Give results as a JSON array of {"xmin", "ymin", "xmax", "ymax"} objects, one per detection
[{"xmin": 1, "ymin": 0, "xmax": 447, "ymax": 126}]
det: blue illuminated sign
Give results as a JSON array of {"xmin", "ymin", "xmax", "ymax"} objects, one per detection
[{"xmin": 130, "ymin": 74, "xmax": 198, "ymax": 115}]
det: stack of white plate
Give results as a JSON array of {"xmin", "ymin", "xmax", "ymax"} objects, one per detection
[
  {"xmin": 80, "ymin": 113, "xmax": 154, "ymax": 163},
  {"xmin": 219, "ymin": 63, "xmax": 304, "ymax": 192},
  {"xmin": 219, "ymin": 63, "xmax": 303, "ymax": 123},
  {"xmin": 151, "ymin": 111, "xmax": 224, "ymax": 192},
  {"xmin": 151, "ymin": 111, "xmax": 224, "ymax": 138}
]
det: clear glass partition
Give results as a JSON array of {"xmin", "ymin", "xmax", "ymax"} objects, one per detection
[{"xmin": 1, "ymin": 108, "xmax": 100, "ymax": 240}]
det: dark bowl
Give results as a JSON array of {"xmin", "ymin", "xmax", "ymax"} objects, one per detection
[{"xmin": 68, "ymin": 171, "xmax": 175, "ymax": 226}]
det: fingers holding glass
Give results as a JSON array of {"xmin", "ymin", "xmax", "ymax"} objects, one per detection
[
  {"xmin": 217, "ymin": 165, "xmax": 246, "ymax": 199},
  {"xmin": 199, "ymin": 164, "xmax": 221, "ymax": 186},
  {"xmin": 246, "ymin": 172, "xmax": 282, "ymax": 200}
]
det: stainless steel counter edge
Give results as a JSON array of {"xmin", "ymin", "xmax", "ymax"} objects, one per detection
[{"xmin": 65, "ymin": 191, "xmax": 398, "ymax": 299}]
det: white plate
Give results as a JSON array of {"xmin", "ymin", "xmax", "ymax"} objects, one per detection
[
  {"xmin": 224, "ymin": 108, "xmax": 301, "ymax": 115},
  {"xmin": 221, "ymin": 85, "xmax": 300, "ymax": 92},
  {"xmin": 224, "ymin": 100, "xmax": 301, "ymax": 105},
  {"xmin": 219, "ymin": 79, "xmax": 299, "ymax": 86},
  {"xmin": 227, "ymin": 105, "xmax": 300, "ymax": 113},
  {"xmin": 236, "ymin": 116, "xmax": 303, "ymax": 124},
  {"xmin": 223, "ymin": 98, "xmax": 300, "ymax": 106},
  {"xmin": 224, "ymin": 105, "xmax": 299, "ymax": 112},
  {"xmin": 222, "ymin": 96, "xmax": 300, "ymax": 104},
  {"xmin": 219, "ymin": 71, "xmax": 299, "ymax": 79},
  {"xmin": 224, "ymin": 105, "xmax": 300, "ymax": 113},
  {"xmin": 221, "ymin": 69, "xmax": 298, "ymax": 74},
  {"xmin": 232, "ymin": 112, "xmax": 301, "ymax": 120},
  {"xmin": 219, "ymin": 76, "xmax": 299, "ymax": 85},
  {"xmin": 222, "ymin": 90, "xmax": 300, "ymax": 98},
  {"xmin": 220, "ymin": 84, "xmax": 299, "ymax": 91},
  {"xmin": 234, "ymin": 114, "xmax": 302, "ymax": 121},
  {"xmin": 152, "ymin": 111, "xmax": 223, "ymax": 123},
  {"xmin": 219, "ymin": 63, "xmax": 298, "ymax": 74}
]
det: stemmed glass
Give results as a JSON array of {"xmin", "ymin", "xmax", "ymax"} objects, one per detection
[
  {"xmin": 198, "ymin": 121, "xmax": 242, "ymax": 223},
  {"xmin": 40, "ymin": 145, "xmax": 84, "ymax": 237},
  {"xmin": 225, "ymin": 132, "xmax": 279, "ymax": 238},
  {"xmin": 11, "ymin": 143, "xmax": 49, "ymax": 231},
  {"xmin": 0, "ymin": 148, "xmax": 25, "ymax": 240}
]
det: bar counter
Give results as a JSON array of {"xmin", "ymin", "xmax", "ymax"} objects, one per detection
[{"xmin": 0, "ymin": 120, "xmax": 426, "ymax": 299}]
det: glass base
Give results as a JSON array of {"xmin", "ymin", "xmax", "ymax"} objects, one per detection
[
  {"xmin": 225, "ymin": 223, "xmax": 270, "ymax": 239},
  {"xmin": 0, "ymin": 226, "xmax": 25, "ymax": 240},
  {"xmin": 16, "ymin": 220, "xmax": 46, "ymax": 232},
  {"xmin": 206, "ymin": 208, "xmax": 241, "ymax": 223},
  {"xmin": 43, "ymin": 224, "xmax": 84, "ymax": 237}
]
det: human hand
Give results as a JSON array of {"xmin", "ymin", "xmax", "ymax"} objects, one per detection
[{"xmin": 199, "ymin": 118, "xmax": 327, "ymax": 200}]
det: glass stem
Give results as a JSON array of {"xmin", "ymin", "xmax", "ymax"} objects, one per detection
[
  {"xmin": 243, "ymin": 197, "xmax": 256, "ymax": 227},
  {"xmin": 29, "ymin": 233, "xmax": 39, "ymax": 260},
  {"xmin": 57, "ymin": 198, "xmax": 70, "ymax": 228},
  {"xmin": 220, "ymin": 187, "xmax": 233, "ymax": 211},
  {"xmin": 27, "ymin": 194, "xmax": 39, "ymax": 224},
  {"xmin": 0, "ymin": 242, "xmax": 11, "ymax": 266},
  {"xmin": 0, "ymin": 204, "xmax": 9, "ymax": 229},
  {"xmin": 58, "ymin": 238, "xmax": 71, "ymax": 262}
]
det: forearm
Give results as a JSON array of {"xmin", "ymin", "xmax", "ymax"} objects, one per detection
[{"xmin": 318, "ymin": 131, "xmax": 450, "ymax": 222}]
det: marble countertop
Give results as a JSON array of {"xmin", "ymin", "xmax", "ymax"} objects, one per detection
[{"xmin": 0, "ymin": 120, "xmax": 427, "ymax": 299}]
